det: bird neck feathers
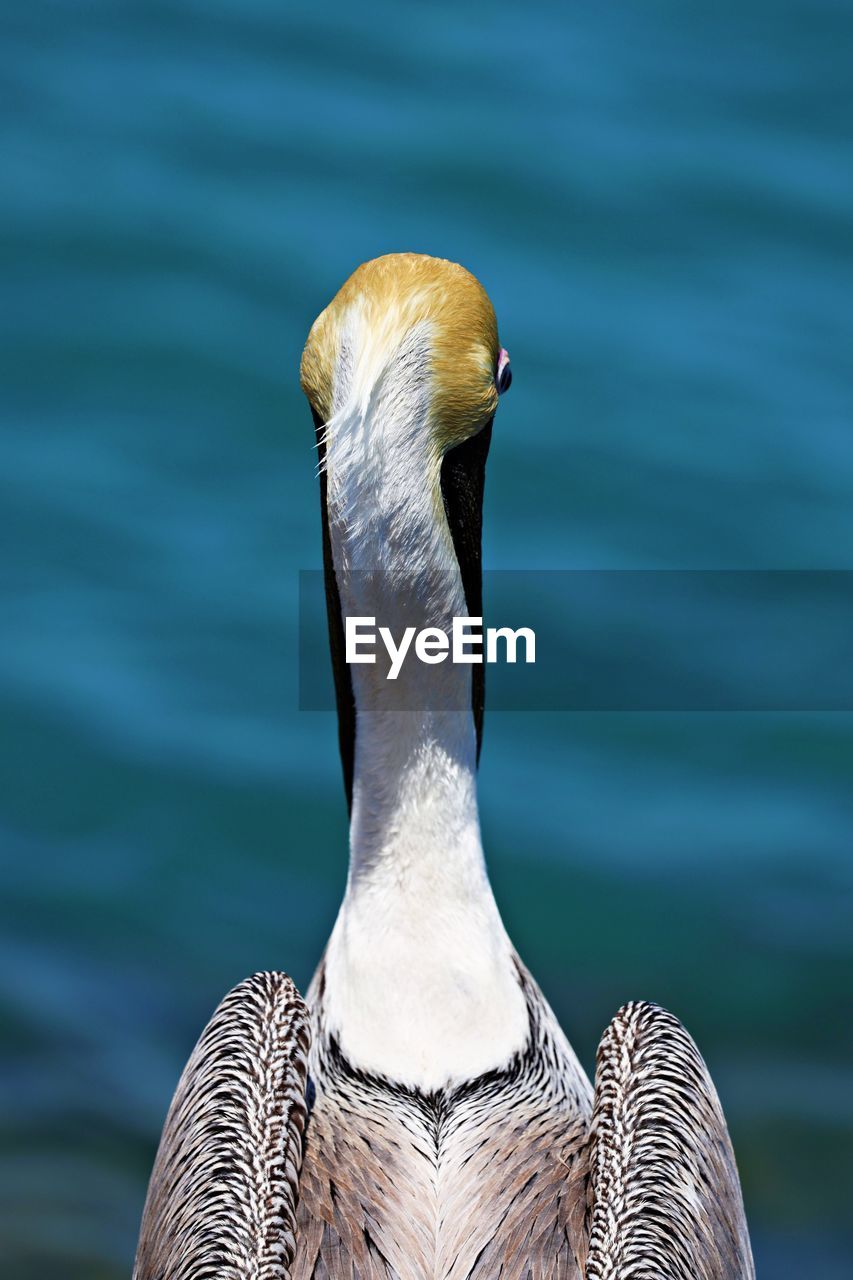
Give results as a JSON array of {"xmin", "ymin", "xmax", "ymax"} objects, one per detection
[{"xmin": 318, "ymin": 320, "xmax": 528, "ymax": 1090}]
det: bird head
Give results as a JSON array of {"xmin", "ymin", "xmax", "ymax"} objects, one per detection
[{"xmin": 300, "ymin": 252, "xmax": 510, "ymax": 456}]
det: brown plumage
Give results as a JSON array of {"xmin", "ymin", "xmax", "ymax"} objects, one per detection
[
  {"xmin": 292, "ymin": 962, "xmax": 591, "ymax": 1280},
  {"xmin": 133, "ymin": 972, "xmax": 310, "ymax": 1280},
  {"xmin": 585, "ymin": 1003, "xmax": 755, "ymax": 1280},
  {"xmin": 133, "ymin": 973, "xmax": 754, "ymax": 1279}
]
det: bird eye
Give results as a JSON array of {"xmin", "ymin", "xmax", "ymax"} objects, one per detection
[{"xmin": 496, "ymin": 347, "xmax": 512, "ymax": 394}]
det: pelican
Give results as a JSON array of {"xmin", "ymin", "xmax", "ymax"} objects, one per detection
[{"xmin": 133, "ymin": 254, "xmax": 754, "ymax": 1280}]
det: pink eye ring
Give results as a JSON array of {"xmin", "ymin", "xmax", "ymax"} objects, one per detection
[{"xmin": 496, "ymin": 347, "xmax": 512, "ymax": 394}]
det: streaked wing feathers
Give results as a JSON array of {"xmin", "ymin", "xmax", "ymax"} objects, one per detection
[
  {"xmin": 133, "ymin": 971, "xmax": 310, "ymax": 1280},
  {"xmin": 585, "ymin": 1001, "xmax": 754, "ymax": 1280}
]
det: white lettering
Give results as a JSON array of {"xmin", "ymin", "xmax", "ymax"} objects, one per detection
[
  {"xmin": 415, "ymin": 627, "xmax": 450, "ymax": 664},
  {"xmin": 486, "ymin": 626, "xmax": 536, "ymax": 664},
  {"xmin": 344, "ymin": 617, "xmax": 535, "ymax": 676},
  {"xmin": 379, "ymin": 625, "xmax": 416, "ymax": 680},
  {"xmin": 346, "ymin": 616, "xmax": 377, "ymax": 663},
  {"xmin": 452, "ymin": 616, "xmax": 483, "ymax": 664}
]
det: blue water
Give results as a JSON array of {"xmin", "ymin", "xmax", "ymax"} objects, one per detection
[{"xmin": 2, "ymin": 2, "xmax": 852, "ymax": 1275}]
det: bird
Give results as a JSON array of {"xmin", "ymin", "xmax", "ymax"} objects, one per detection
[{"xmin": 133, "ymin": 253, "xmax": 755, "ymax": 1280}]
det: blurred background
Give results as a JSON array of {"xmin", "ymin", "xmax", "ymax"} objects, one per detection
[{"xmin": 2, "ymin": 1, "xmax": 852, "ymax": 1275}]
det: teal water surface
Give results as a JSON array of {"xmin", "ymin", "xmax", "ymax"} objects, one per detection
[{"xmin": 2, "ymin": 2, "xmax": 852, "ymax": 1275}]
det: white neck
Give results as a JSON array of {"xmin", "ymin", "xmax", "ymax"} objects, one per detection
[{"xmin": 317, "ymin": 325, "xmax": 528, "ymax": 1090}]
